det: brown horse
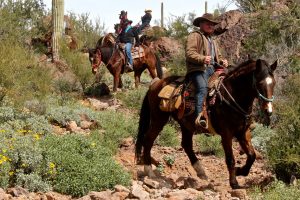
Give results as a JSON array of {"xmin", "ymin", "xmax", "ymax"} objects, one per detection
[
  {"xmin": 90, "ymin": 33, "xmax": 163, "ymax": 91},
  {"xmin": 135, "ymin": 59, "xmax": 277, "ymax": 189}
]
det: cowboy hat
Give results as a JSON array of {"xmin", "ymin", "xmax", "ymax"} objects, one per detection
[
  {"xmin": 144, "ymin": 9, "xmax": 152, "ymax": 12},
  {"xmin": 193, "ymin": 13, "xmax": 219, "ymax": 26},
  {"xmin": 119, "ymin": 10, "xmax": 126, "ymax": 15}
]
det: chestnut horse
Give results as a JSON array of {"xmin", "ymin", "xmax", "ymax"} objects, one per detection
[
  {"xmin": 135, "ymin": 59, "xmax": 277, "ymax": 188},
  {"xmin": 90, "ymin": 33, "xmax": 163, "ymax": 91}
]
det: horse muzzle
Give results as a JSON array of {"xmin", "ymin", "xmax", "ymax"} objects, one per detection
[{"xmin": 92, "ymin": 66, "xmax": 98, "ymax": 74}]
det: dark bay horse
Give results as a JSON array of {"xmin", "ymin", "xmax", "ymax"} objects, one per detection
[
  {"xmin": 90, "ymin": 33, "xmax": 163, "ymax": 91},
  {"xmin": 135, "ymin": 59, "xmax": 277, "ymax": 188}
]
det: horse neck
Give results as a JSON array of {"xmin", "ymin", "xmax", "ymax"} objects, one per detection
[
  {"xmin": 223, "ymin": 68, "xmax": 257, "ymax": 112},
  {"xmin": 100, "ymin": 46, "xmax": 114, "ymax": 64}
]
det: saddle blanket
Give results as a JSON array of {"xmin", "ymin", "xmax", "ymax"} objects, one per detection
[{"xmin": 132, "ymin": 46, "xmax": 145, "ymax": 59}]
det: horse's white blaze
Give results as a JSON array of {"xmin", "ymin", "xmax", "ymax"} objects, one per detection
[
  {"xmin": 267, "ymin": 102, "xmax": 273, "ymax": 113},
  {"xmin": 265, "ymin": 77, "xmax": 273, "ymax": 85}
]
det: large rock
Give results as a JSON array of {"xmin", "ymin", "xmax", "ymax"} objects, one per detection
[
  {"xmin": 152, "ymin": 37, "xmax": 184, "ymax": 64},
  {"xmin": 216, "ymin": 10, "xmax": 252, "ymax": 64}
]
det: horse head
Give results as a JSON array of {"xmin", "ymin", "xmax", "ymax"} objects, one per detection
[
  {"xmin": 88, "ymin": 48, "xmax": 102, "ymax": 74},
  {"xmin": 253, "ymin": 59, "xmax": 277, "ymax": 124}
]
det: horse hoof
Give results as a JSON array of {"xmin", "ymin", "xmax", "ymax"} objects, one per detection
[
  {"xmin": 193, "ymin": 161, "xmax": 208, "ymax": 180},
  {"xmin": 197, "ymin": 173, "xmax": 208, "ymax": 180},
  {"xmin": 144, "ymin": 165, "xmax": 156, "ymax": 178}
]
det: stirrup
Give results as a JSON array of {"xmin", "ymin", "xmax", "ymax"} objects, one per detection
[{"xmin": 195, "ymin": 113, "xmax": 208, "ymax": 129}]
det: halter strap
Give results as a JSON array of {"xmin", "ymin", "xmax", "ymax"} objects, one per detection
[{"xmin": 252, "ymin": 73, "xmax": 275, "ymax": 102}]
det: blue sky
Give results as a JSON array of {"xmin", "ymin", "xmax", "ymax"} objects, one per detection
[{"xmin": 43, "ymin": 0, "xmax": 237, "ymax": 32}]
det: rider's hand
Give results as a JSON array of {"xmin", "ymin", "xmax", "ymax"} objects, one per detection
[
  {"xmin": 221, "ymin": 59, "xmax": 228, "ymax": 67},
  {"xmin": 204, "ymin": 56, "xmax": 211, "ymax": 64}
]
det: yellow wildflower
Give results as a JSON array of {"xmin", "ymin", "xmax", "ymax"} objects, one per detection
[
  {"xmin": 0, "ymin": 129, "xmax": 6, "ymax": 133},
  {"xmin": 91, "ymin": 142, "xmax": 96, "ymax": 148},
  {"xmin": 49, "ymin": 162, "xmax": 55, "ymax": 169},
  {"xmin": 9, "ymin": 171, "xmax": 14, "ymax": 176},
  {"xmin": 33, "ymin": 134, "xmax": 40, "ymax": 140}
]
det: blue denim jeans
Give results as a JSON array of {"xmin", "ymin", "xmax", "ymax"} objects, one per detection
[
  {"xmin": 125, "ymin": 43, "xmax": 133, "ymax": 65},
  {"xmin": 188, "ymin": 66, "xmax": 214, "ymax": 116}
]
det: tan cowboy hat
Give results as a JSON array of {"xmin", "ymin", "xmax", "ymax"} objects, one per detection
[
  {"xmin": 144, "ymin": 9, "xmax": 152, "ymax": 12},
  {"xmin": 193, "ymin": 13, "xmax": 219, "ymax": 26}
]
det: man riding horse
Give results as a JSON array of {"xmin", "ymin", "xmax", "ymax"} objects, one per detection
[
  {"xmin": 122, "ymin": 19, "xmax": 140, "ymax": 72},
  {"xmin": 186, "ymin": 13, "xmax": 228, "ymax": 129}
]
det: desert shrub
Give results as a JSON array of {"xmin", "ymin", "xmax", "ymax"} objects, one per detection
[
  {"xmin": 195, "ymin": 134, "xmax": 224, "ymax": 157},
  {"xmin": 59, "ymin": 42, "xmax": 94, "ymax": 92},
  {"xmin": 68, "ymin": 12, "xmax": 106, "ymax": 48},
  {"xmin": 251, "ymin": 123, "xmax": 276, "ymax": 153},
  {"xmin": 0, "ymin": 0, "xmax": 47, "ymax": 42},
  {"xmin": 267, "ymin": 74, "xmax": 300, "ymax": 182},
  {"xmin": 157, "ymin": 124, "xmax": 179, "ymax": 148},
  {"xmin": 41, "ymin": 134, "xmax": 130, "ymax": 197},
  {"xmin": 95, "ymin": 110, "xmax": 138, "ymax": 152},
  {"xmin": 250, "ymin": 180, "xmax": 300, "ymax": 200},
  {"xmin": 0, "ymin": 130, "xmax": 131, "ymax": 196},
  {"xmin": 0, "ymin": 40, "xmax": 51, "ymax": 106},
  {"xmin": 242, "ymin": 2, "xmax": 300, "ymax": 72},
  {"xmin": 116, "ymin": 85, "xmax": 148, "ymax": 110},
  {"xmin": 164, "ymin": 49, "xmax": 186, "ymax": 76}
]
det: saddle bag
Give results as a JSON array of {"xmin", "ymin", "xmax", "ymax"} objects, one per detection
[{"xmin": 158, "ymin": 83, "xmax": 183, "ymax": 112}]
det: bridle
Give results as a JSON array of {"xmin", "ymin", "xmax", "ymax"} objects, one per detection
[
  {"xmin": 253, "ymin": 74, "xmax": 275, "ymax": 102},
  {"xmin": 217, "ymin": 70, "xmax": 275, "ymax": 120},
  {"xmin": 92, "ymin": 49, "xmax": 102, "ymax": 71}
]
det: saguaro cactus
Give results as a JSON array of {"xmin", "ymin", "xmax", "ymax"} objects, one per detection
[{"xmin": 52, "ymin": 0, "xmax": 64, "ymax": 62}]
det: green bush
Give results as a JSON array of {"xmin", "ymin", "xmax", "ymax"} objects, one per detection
[
  {"xmin": 267, "ymin": 75, "xmax": 300, "ymax": 182},
  {"xmin": 41, "ymin": 134, "xmax": 130, "ymax": 197},
  {"xmin": 157, "ymin": 124, "xmax": 179, "ymax": 148},
  {"xmin": 195, "ymin": 134, "xmax": 224, "ymax": 157},
  {"xmin": 251, "ymin": 123, "xmax": 276, "ymax": 153},
  {"xmin": 116, "ymin": 85, "xmax": 148, "ymax": 110},
  {"xmin": 0, "ymin": 40, "xmax": 51, "ymax": 106},
  {"xmin": 0, "ymin": 131, "xmax": 131, "ymax": 197},
  {"xmin": 59, "ymin": 42, "xmax": 94, "ymax": 92},
  {"xmin": 95, "ymin": 110, "xmax": 138, "ymax": 152},
  {"xmin": 164, "ymin": 50, "xmax": 186, "ymax": 76},
  {"xmin": 250, "ymin": 180, "xmax": 300, "ymax": 200}
]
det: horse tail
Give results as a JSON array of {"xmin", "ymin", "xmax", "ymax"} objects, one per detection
[
  {"xmin": 155, "ymin": 53, "xmax": 163, "ymax": 79},
  {"xmin": 135, "ymin": 91, "xmax": 150, "ymax": 164}
]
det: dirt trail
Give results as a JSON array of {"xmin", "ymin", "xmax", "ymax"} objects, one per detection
[{"xmin": 116, "ymin": 138, "xmax": 274, "ymax": 199}]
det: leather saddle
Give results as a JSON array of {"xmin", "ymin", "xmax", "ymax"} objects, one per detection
[
  {"xmin": 158, "ymin": 73, "xmax": 224, "ymax": 134},
  {"xmin": 118, "ymin": 43, "xmax": 145, "ymax": 59}
]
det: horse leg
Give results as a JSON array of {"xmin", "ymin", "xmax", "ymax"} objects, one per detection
[
  {"xmin": 143, "ymin": 114, "xmax": 169, "ymax": 178},
  {"xmin": 113, "ymin": 67, "xmax": 122, "ymax": 91},
  {"xmin": 118, "ymin": 76, "xmax": 123, "ymax": 88},
  {"xmin": 180, "ymin": 125, "xmax": 208, "ymax": 180},
  {"xmin": 134, "ymin": 70, "xmax": 142, "ymax": 88},
  {"xmin": 147, "ymin": 63, "xmax": 157, "ymax": 79},
  {"xmin": 221, "ymin": 135, "xmax": 239, "ymax": 188},
  {"xmin": 236, "ymin": 129, "xmax": 256, "ymax": 176}
]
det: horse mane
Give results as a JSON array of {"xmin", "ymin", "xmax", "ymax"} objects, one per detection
[
  {"xmin": 102, "ymin": 33, "xmax": 116, "ymax": 47},
  {"xmin": 225, "ymin": 59, "xmax": 256, "ymax": 80}
]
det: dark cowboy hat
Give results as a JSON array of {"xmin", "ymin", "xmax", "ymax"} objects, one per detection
[
  {"xmin": 123, "ymin": 19, "xmax": 133, "ymax": 24},
  {"xmin": 119, "ymin": 10, "xmax": 126, "ymax": 15},
  {"xmin": 193, "ymin": 13, "xmax": 219, "ymax": 26}
]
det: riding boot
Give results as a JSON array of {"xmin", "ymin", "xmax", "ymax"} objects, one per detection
[
  {"xmin": 195, "ymin": 112, "xmax": 208, "ymax": 129},
  {"xmin": 125, "ymin": 63, "xmax": 133, "ymax": 72}
]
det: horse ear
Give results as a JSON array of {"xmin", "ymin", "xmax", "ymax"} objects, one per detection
[
  {"xmin": 255, "ymin": 59, "xmax": 263, "ymax": 74},
  {"xmin": 270, "ymin": 60, "xmax": 278, "ymax": 72}
]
